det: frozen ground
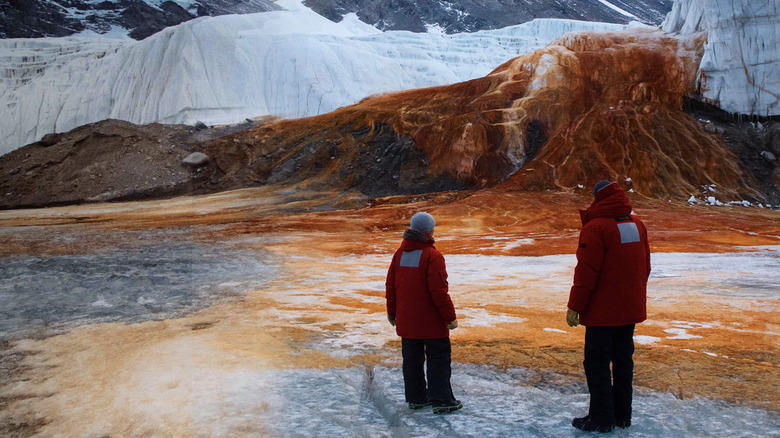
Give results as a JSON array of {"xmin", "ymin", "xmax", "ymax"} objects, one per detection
[
  {"xmin": 265, "ymin": 246, "xmax": 780, "ymax": 357},
  {"xmin": 0, "ymin": 229, "xmax": 278, "ymax": 339},
  {"xmin": 168, "ymin": 364, "xmax": 780, "ymax": 437},
  {"xmin": 1, "ymin": 221, "xmax": 778, "ymax": 436}
]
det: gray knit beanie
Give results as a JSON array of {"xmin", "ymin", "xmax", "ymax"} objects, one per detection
[
  {"xmin": 410, "ymin": 212, "xmax": 436, "ymax": 235},
  {"xmin": 593, "ymin": 180, "xmax": 612, "ymax": 197}
]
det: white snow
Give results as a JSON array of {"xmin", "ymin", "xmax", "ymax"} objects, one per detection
[
  {"xmin": 0, "ymin": 11, "xmax": 625, "ymax": 155},
  {"xmin": 543, "ymin": 327, "xmax": 568, "ymax": 333},
  {"xmin": 90, "ymin": 298, "xmax": 112, "ymax": 308},
  {"xmin": 459, "ymin": 308, "xmax": 527, "ymax": 326},
  {"xmin": 664, "ymin": 328, "xmax": 702, "ymax": 340},
  {"xmin": 662, "ymin": 0, "xmax": 780, "ymax": 116},
  {"xmin": 136, "ymin": 296, "xmax": 155, "ymax": 305},
  {"xmin": 595, "ymin": 0, "xmax": 640, "ymax": 20},
  {"xmin": 634, "ymin": 335, "xmax": 661, "ymax": 345},
  {"xmin": 72, "ymin": 25, "xmax": 132, "ymax": 40}
]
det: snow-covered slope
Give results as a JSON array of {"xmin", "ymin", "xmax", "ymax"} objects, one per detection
[
  {"xmin": 0, "ymin": 7, "xmax": 625, "ymax": 155},
  {"xmin": 662, "ymin": 0, "xmax": 779, "ymax": 116}
]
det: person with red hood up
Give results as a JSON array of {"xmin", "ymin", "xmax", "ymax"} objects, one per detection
[
  {"xmin": 566, "ymin": 180, "xmax": 651, "ymax": 433},
  {"xmin": 386, "ymin": 212, "xmax": 462, "ymax": 414}
]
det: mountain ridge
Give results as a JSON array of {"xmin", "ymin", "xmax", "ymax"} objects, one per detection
[{"xmin": 0, "ymin": 0, "xmax": 672, "ymax": 40}]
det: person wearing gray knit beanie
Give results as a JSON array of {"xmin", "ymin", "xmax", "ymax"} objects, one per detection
[
  {"xmin": 410, "ymin": 212, "xmax": 436, "ymax": 236},
  {"xmin": 386, "ymin": 211, "xmax": 461, "ymax": 414}
]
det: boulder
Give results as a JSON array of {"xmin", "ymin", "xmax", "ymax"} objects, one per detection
[
  {"xmin": 38, "ymin": 132, "xmax": 63, "ymax": 147},
  {"xmin": 182, "ymin": 152, "xmax": 209, "ymax": 167}
]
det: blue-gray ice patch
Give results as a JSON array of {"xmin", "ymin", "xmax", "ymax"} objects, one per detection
[
  {"xmin": 400, "ymin": 250, "xmax": 423, "ymax": 268},
  {"xmin": 618, "ymin": 222, "xmax": 640, "ymax": 244},
  {"xmin": 0, "ymin": 242, "xmax": 276, "ymax": 340}
]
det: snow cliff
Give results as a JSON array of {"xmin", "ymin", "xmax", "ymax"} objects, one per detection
[
  {"xmin": 0, "ymin": 9, "xmax": 624, "ymax": 156},
  {"xmin": 662, "ymin": 0, "xmax": 780, "ymax": 116}
]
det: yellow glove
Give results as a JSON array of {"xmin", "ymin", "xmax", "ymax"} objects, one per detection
[
  {"xmin": 447, "ymin": 320, "xmax": 458, "ymax": 330},
  {"xmin": 387, "ymin": 315, "xmax": 396, "ymax": 326},
  {"xmin": 566, "ymin": 308, "xmax": 579, "ymax": 327}
]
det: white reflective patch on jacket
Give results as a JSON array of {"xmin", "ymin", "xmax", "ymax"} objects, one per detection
[
  {"xmin": 400, "ymin": 250, "xmax": 423, "ymax": 267},
  {"xmin": 618, "ymin": 222, "xmax": 640, "ymax": 244}
]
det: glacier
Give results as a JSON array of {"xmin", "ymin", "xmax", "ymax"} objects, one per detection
[
  {"xmin": 662, "ymin": 0, "xmax": 780, "ymax": 117},
  {"xmin": 0, "ymin": 0, "xmax": 626, "ymax": 156},
  {"xmin": 3, "ymin": 0, "xmax": 776, "ymax": 157}
]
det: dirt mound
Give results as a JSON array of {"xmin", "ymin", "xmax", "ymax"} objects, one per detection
[{"xmin": 0, "ymin": 119, "xmax": 266, "ymax": 210}]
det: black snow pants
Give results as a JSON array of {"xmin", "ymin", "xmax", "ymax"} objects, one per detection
[
  {"xmin": 583, "ymin": 324, "xmax": 635, "ymax": 426},
  {"xmin": 401, "ymin": 337, "xmax": 454, "ymax": 403}
]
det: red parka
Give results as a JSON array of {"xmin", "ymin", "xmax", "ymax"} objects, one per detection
[
  {"xmin": 567, "ymin": 183, "xmax": 650, "ymax": 326},
  {"xmin": 386, "ymin": 230, "xmax": 457, "ymax": 339}
]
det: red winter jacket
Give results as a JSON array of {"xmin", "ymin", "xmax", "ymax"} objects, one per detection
[
  {"xmin": 567, "ymin": 183, "xmax": 650, "ymax": 326},
  {"xmin": 386, "ymin": 230, "xmax": 457, "ymax": 339}
]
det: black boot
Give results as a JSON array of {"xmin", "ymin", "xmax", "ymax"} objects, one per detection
[
  {"xmin": 572, "ymin": 414, "xmax": 615, "ymax": 433},
  {"xmin": 432, "ymin": 399, "xmax": 463, "ymax": 414}
]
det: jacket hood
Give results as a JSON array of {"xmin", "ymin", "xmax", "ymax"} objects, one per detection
[
  {"xmin": 580, "ymin": 183, "xmax": 632, "ymax": 225},
  {"xmin": 401, "ymin": 229, "xmax": 435, "ymax": 250}
]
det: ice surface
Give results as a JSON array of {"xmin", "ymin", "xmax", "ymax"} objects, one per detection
[
  {"xmin": 252, "ymin": 247, "xmax": 780, "ymax": 362},
  {"xmin": 0, "ymin": 232, "xmax": 277, "ymax": 339},
  {"xmin": 0, "ymin": 11, "xmax": 625, "ymax": 154},
  {"xmin": 647, "ymin": 247, "xmax": 780, "ymax": 303},
  {"xmin": 2, "ymin": 219, "xmax": 779, "ymax": 435},
  {"xmin": 195, "ymin": 364, "xmax": 780, "ymax": 437}
]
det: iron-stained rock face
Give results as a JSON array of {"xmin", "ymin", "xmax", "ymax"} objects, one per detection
[{"xmin": 201, "ymin": 28, "xmax": 764, "ymax": 202}]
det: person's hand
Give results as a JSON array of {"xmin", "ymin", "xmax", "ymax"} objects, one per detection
[
  {"xmin": 387, "ymin": 315, "xmax": 396, "ymax": 326},
  {"xmin": 447, "ymin": 320, "xmax": 458, "ymax": 330},
  {"xmin": 566, "ymin": 308, "xmax": 579, "ymax": 327}
]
